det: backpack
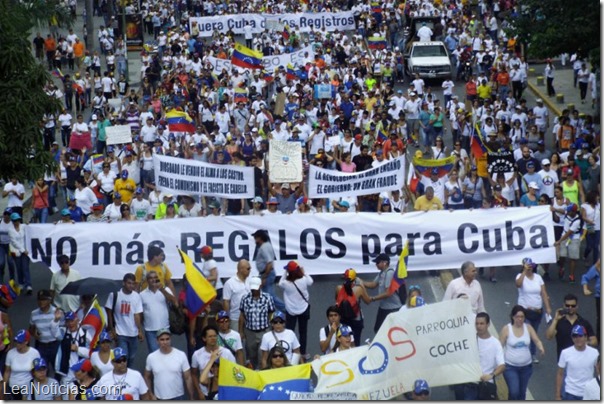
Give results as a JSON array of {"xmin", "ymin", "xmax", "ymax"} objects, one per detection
[
  {"xmin": 568, "ymin": 215, "xmax": 585, "ymax": 239},
  {"xmin": 336, "ymin": 287, "xmax": 359, "ymax": 324}
]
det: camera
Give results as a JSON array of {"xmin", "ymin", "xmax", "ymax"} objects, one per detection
[{"xmin": 560, "ymin": 308, "xmax": 570, "ymax": 316}]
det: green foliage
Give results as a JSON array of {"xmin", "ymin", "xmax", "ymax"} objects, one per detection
[
  {"xmin": 506, "ymin": 0, "xmax": 599, "ymax": 60},
  {"xmin": 0, "ymin": 0, "xmax": 73, "ymax": 181}
]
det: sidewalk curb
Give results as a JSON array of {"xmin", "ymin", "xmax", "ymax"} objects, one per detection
[
  {"xmin": 528, "ymin": 82, "xmax": 562, "ymax": 117},
  {"xmin": 438, "ymin": 269, "xmax": 510, "ymax": 401}
]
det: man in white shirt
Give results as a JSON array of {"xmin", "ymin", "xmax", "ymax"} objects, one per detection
[
  {"xmin": 537, "ymin": 159, "xmax": 558, "ymax": 199},
  {"xmin": 222, "ymin": 259, "xmax": 251, "ymax": 331},
  {"xmin": 215, "ymin": 311, "xmax": 244, "ymax": 365},
  {"xmin": 140, "ymin": 271, "xmax": 176, "ymax": 353},
  {"xmin": 443, "ymin": 261, "xmax": 485, "ymax": 314},
  {"xmin": 556, "ymin": 325, "xmax": 599, "ymax": 400},
  {"xmin": 2, "ymin": 178, "xmax": 25, "ymax": 216},
  {"xmin": 97, "ymin": 347, "xmax": 150, "ymax": 400},
  {"xmin": 416, "ymin": 22, "xmax": 433, "ymax": 42},
  {"xmin": 191, "ymin": 325, "xmax": 236, "ymax": 399},
  {"xmin": 140, "ymin": 117, "xmax": 157, "ymax": 144},
  {"xmin": 533, "ymin": 99, "xmax": 549, "ymax": 135},
  {"xmin": 105, "ymin": 273, "xmax": 144, "ymax": 366}
]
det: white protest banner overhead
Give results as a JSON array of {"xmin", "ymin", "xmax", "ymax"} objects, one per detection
[
  {"xmin": 105, "ymin": 125, "xmax": 132, "ymax": 145},
  {"xmin": 269, "ymin": 140, "xmax": 303, "ymax": 183},
  {"xmin": 189, "ymin": 12, "xmax": 355, "ymax": 37},
  {"xmin": 312, "ymin": 299, "xmax": 482, "ymax": 399},
  {"xmin": 26, "ymin": 207, "xmax": 555, "ymax": 280},
  {"xmin": 153, "ymin": 154, "xmax": 254, "ymax": 199},
  {"xmin": 308, "ymin": 156, "xmax": 406, "ymax": 198},
  {"xmin": 206, "ymin": 45, "xmax": 314, "ymax": 75}
]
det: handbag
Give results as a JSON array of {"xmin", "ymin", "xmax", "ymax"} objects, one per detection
[
  {"xmin": 292, "ymin": 281, "xmax": 311, "ymax": 319},
  {"xmin": 477, "ymin": 381, "xmax": 497, "ymax": 400}
]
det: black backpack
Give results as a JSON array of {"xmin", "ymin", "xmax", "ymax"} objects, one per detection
[{"xmin": 337, "ymin": 299, "xmax": 356, "ymax": 324}]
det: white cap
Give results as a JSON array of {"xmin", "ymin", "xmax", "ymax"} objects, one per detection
[
  {"xmin": 541, "ymin": 158, "xmax": 550, "ymax": 166},
  {"xmin": 249, "ymin": 277, "xmax": 262, "ymax": 290},
  {"xmin": 528, "ymin": 181, "xmax": 540, "ymax": 190},
  {"xmin": 91, "ymin": 114, "xmax": 98, "ymax": 120},
  {"xmin": 536, "ymin": 98, "xmax": 543, "ymax": 103}
]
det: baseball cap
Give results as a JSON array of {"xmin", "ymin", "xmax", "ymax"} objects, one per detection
[
  {"xmin": 541, "ymin": 158, "xmax": 551, "ymax": 166},
  {"xmin": 414, "ymin": 379, "xmax": 430, "ymax": 395},
  {"xmin": 91, "ymin": 203, "xmax": 103, "ymax": 211},
  {"xmin": 135, "ymin": 187, "xmax": 143, "ymax": 194},
  {"xmin": 266, "ymin": 197, "xmax": 279, "ymax": 205},
  {"xmin": 382, "ymin": 198, "xmax": 391, "ymax": 206},
  {"xmin": 107, "ymin": 146, "xmax": 115, "ymax": 153},
  {"xmin": 526, "ymin": 161, "xmax": 535, "ymax": 169},
  {"xmin": 373, "ymin": 253, "xmax": 390, "ymax": 263},
  {"xmin": 281, "ymin": 183, "xmax": 290, "ymax": 189},
  {"xmin": 32, "ymin": 357, "xmax": 48, "ymax": 370},
  {"xmin": 200, "ymin": 246, "xmax": 213, "ymax": 255},
  {"xmin": 14, "ymin": 329, "xmax": 30, "ymax": 343},
  {"xmin": 249, "ymin": 276, "xmax": 262, "ymax": 290},
  {"xmin": 116, "ymin": 394, "xmax": 134, "ymax": 400},
  {"xmin": 537, "ymin": 140, "xmax": 545, "ymax": 146},
  {"xmin": 91, "ymin": 114, "xmax": 98, "ymax": 120},
  {"xmin": 156, "ymin": 328, "xmax": 171, "ymax": 338},
  {"xmin": 10, "ymin": 212, "xmax": 21, "ymax": 221},
  {"xmin": 37, "ymin": 289, "xmax": 52, "ymax": 300},
  {"xmin": 121, "ymin": 169, "xmax": 129, "ymax": 178},
  {"xmin": 528, "ymin": 181, "xmax": 539, "ymax": 190},
  {"xmin": 536, "ymin": 98, "xmax": 543, "ymax": 103},
  {"xmin": 284, "ymin": 260, "xmax": 300, "ymax": 272},
  {"xmin": 339, "ymin": 200, "xmax": 350, "ymax": 208},
  {"xmin": 566, "ymin": 203, "xmax": 578, "ymax": 213},
  {"xmin": 566, "ymin": 168, "xmax": 574, "ymax": 175},
  {"xmin": 571, "ymin": 325, "xmax": 586, "ymax": 336},
  {"xmin": 376, "ymin": 149, "xmax": 383, "ymax": 156},
  {"xmin": 61, "ymin": 208, "xmax": 71, "ymax": 216},
  {"xmin": 354, "ymin": 134, "xmax": 362, "ymax": 140},
  {"xmin": 216, "ymin": 310, "xmax": 229, "ymax": 320},
  {"xmin": 70, "ymin": 358, "xmax": 93, "ymax": 372},
  {"xmin": 3, "ymin": 208, "xmax": 11, "ymax": 215},
  {"xmin": 337, "ymin": 325, "xmax": 353, "ymax": 338},
  {"xmin": 271, "ymin": 311, "xmax": 286, "ymax": 322},
  {"xmin": 113, "ymin": 192, "xmax": 122, "ymax": 199},
  {"xmin": 409, "ymin": 295, "xmax": 426, "ymax": 307},
  {"xmin": 343, "ymin": 268, "xmax": 357, "ymax": 281},
  {"xmin": 99, "ymin": 331, "xmax": 112, "ymax": 342},
  {"xmin": 112, "ymin": 347, "xmax": 128, "ymax": 360},
  {"xmin": 64, "ymin": 311, "xmax": 77, "ymax": 321},
  {"xmin": 522, "ymin": 257, "xmax": 535, "ymax": 266},
  {"xmin": 251, "ymin": 196, "xmax": 263, "ymax": 204}
]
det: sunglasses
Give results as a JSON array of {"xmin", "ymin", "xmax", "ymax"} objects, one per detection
[
  {"xmin": 565, "ymin": 304, "xmax": 577, "ymax": 308},
  {"xmin": 114, "ymin": 358, "xmax": 127, "ymax": 363},
  {"xmin": 416, "ymin": 391, "xmax": 430, "ymax": 396},
  {"xmin": 272, "ymin": 320, "xmax": 285, "ymax": 324},
  {"xmin": 571, "ymin": 334, "xmax": 586, "ymax": 338},
  {"xmin": 217, "ymin": 318, "xmax": 229, "ymax": 323},
  {"xmin": 272, "ymin": 354, "xmax": 284, "ymax": 358}
]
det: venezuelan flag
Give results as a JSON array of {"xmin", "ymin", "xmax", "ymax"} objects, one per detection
[
  {"xmin": 286, "ymin": 63, "xmax": 296, "ymax": 80},
  {"xmin": 388, "ymin": 240, "xmax": 409, "ymax": 294},
  {"xmin": 470, "ymin": 124, "xmax": 490, "ymax": 159},
  {"xmin": 231, "ymin": 43, "xmax": 264, "ymax": 70},
  {"xmin": 413, "ymin": 155, "xmax": 456, "ymax": 178},
  {"xmin": 7, "ymin": 280, "xmax": 20, "ymax": 302},
  {"xmin": 257, "ymin": 363, "xmax": 312, "ymax": 400},
  {"xmin": 282, "ymin": 25, "xmax": 291, "ymax": 41},
  {"xmin": 377, "ymin": 129, "xmax": 388, "ymax": 142},
  {"xmin": 166, "ymin": 109, "xmax": 195, "ymax": 133},
  {"xmin": 234, "ymin": 88, "xmax": 248, "ymax": 104},
  {"xmin": 178, "ymin": 249, "xmax": 216, "ymax": 318},
  {"xmin": 51, "ymin": 68, "xmax": 64, "ymax": 80},
  {"xmin": 371, "ymin": 2, "xmax": 382, "ymax": 13},
  {"xmin": 80, "ymin": 298, "xmax": 107, "ymax": 355},
  {"xmin": 368, "ymin": 36, "xmax": 388, "ymax": 50},
  {"xmin": 218, "ymin": 358, "xmax": 263, "ymax": 400},
  {"xmin": 92, "ymin": 154, "xmax": 104, "ymax": 166}
]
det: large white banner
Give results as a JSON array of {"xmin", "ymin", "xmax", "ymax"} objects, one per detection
[
  {"xmin": 206, "ymin": 45, "xmax": 314, "ymax": 75},
  {"xmin": 269, "ymin": 140, "xmax": 303, "ymax": 183},
  {"xmin": 153, "ymin": 154, "xmax": 254, "ymax": 198},
  {"xmin": 26, "ymin": 207, "xmax": 555, "ymax": 280},
  {"xmin": 189, "ymin": 12, "xmax": 355, "ymax": 37},
  {"xmin": 308, "ymin": 156, "xmax": 406, "ymax": 198},
  {"xmin": 312, "ymin": 299, "xmax": 482, "ymax": 399}
]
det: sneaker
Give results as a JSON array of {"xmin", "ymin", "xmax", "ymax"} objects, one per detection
[
  {"xmin": 533, "ymin": 356, "xmax": 540, "ymax": 364},
  {"xmin": 490, "ymin": 277, "xmax": 497, "ymax": 283},
  {"xmin": 558, "ymin": 267, "xmax": 564, "ymax": 280},
  {"xmin": 26, "ymin": 286, "xmax": 33, "ymax": 295},
  {"xmin": 569, "ymin": 274, "xmax": 575, "ymax": 284},
  {"xmin": 303, "ymin": 353, "xmax": 312, "ymax": 361}
]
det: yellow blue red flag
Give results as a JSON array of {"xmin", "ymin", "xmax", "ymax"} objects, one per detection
[
  {"xmin": 178, "ymin": 248, "xmax": 217, "ymax": 318},
  {"xmin": 231, "ymin": 43, "xmax": 264, "ymax": 69}
]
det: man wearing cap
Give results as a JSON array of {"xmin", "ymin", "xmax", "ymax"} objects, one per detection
[
  {"xmin": 555, "ymin": 203, "xmax": 582, "ymax": 283},
  {"xmin": 555, "ymin": 324, "xmax": 599, "ymax": 400},
  {"xmin": 144, "ymin": 328, "xmax": 194, "ymax": 400},
  {"xmin": 546, "ymin": 293, "xmax": 597, "ymax": 360},
  {"xmin": 191, "ymin": 325, "xmax": 236, "ymax": 399},
  {"xmin": 418, "ymin": 168, "xmax": 447, "ymax": 203},
  {"xmin": 537, "ymin": 158, "xmax": 558, "ymax": 199},
  {"xmin": 50, "ymin": 254, "xmax": 82, "ymax": 312},
  {"xmin": 239, "ymin": 276, "xmax": 275, "ymax": 369},
  {"xmin": 29, "ymin": 289, "xmax": 59, "ymax": 374},
  {"xmin": 260, "ymin": 311, "xmax": 301, "ymax": 368},
  {"xmin": 140, "ymin": 270, "xmax": 177, "ymax": 353},
  {"xmin": 361, "ymin": 253, "xmax": 404, "ymax": 332},
  {"xmin": 50, "ymin": 310, "xmax": 91, "ymax": 384},
  {"xmin": 223, "ymin": 259, "xmax": 252, "ymax": 333},
  {"xmin": 533, "ymin": 99, "xmax": 549, "ymax": 137},
  {"xmin": 130, "ymin": 188, "xmax": 151, "ymax": 220},
  {"xmin": 97, "ymin": 347, "xmax": 150, "ymax": 400},
  {"xmin": 106, "ymin": 273, "xmax": 144, "ymax": 366},
  {"xmin": 410, "ymin": 379, "xmax": 430, "ymax": 400},
  {"xmin": 520, "ymin": 161, "xmax": 542, "ymax": 196},
  {"xmin": 114, "ymin": 169, "xmax": 136, "ymax": 204},
  {"xmin": 533, "ymin": 140, "xmax": 552, "ymax": 164}
]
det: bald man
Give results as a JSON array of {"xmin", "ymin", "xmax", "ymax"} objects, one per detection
[{"xmin": 222, "ymin": 259, "xmax": 252, "ymax": 331}]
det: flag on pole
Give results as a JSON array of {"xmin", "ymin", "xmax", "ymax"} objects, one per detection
[
  {"xmin": 165, "ymin": 109, "xmax": 196, "ymax": 133},
  {"xmin": 388, "ymin": 240, "xmax": 409, "ymax": 294},
  {"xmin": 178, "ymin": 249, "xmax": 217, "ymax": 318},
  {"xmin": 286, "ymin": 63, "xmax": 297, "ymax": 80},
  {"xmin": 51, "ymin": 68, "xmax": 64, "ymax": 80},
  {"xmin": 234, "ymin": 88, "xmax": 248, "ymax": 104},
  {"xmin": 231, "ymin": 43, "xmax": 264, "ymax": 70},
  {"xmin": 470, "ymin": 124, "xmax": 490, "ymax": 159},
  {"xmin": 282, "ymin": 25, "xmax": 291, "ymax": 41},
  {"xmin": 80, "ymin": 297, "xmax": 107, "ymax": 355}
]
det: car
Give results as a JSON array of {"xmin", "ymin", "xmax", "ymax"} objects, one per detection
[{"xmin": 405, "ymin": 41, "xmax": 452, "ymax": 80}]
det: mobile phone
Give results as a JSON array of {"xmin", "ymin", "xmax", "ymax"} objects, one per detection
[{"xmin": 560, "ymin": 308, "xmax": 570, "ymax": 316}]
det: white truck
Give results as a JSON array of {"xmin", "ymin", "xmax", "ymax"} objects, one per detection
[{"xmin": 405, "ymin": 41, "xmax": 452, "ymax": 80}]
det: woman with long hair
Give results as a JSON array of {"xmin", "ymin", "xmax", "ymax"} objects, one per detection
[
  {"xmin": 68, "ymin": 358, "xmax": 102, "ymax": 400},
  {"xmin": 444, "ymin": 168, "xmax": 465, "ymax": 210},
  {"xmin": 334, "ymin": 268, "xmax": 371, "ymax": 345},
  {"xmin": 581, "ymin": 190, "xmax": 601, "ymax": 265},
  {"xmin": 278, "ymin": 261, "xmax": 313, "ymax": 361},
  {"xmin": 499, "ymin": 306, "xmax": 544, "ymax": 400},
  {"xmin": 463, "ymin": 166, "xmax": 486, "ymax": 209},
  {"xmin": 32, "ymin": 177, "xmax": 49, "ymax": 224},
  {"xmin": 90, "ymin": 331, "xmax": 114, "ymax": 376},
  {"xmin": 332, "ymin": 326, "xmax": 354, "ymax": 352},
  {"xmin": 263, "ymin": 345, "xmax": 290, "ymax": 370}
]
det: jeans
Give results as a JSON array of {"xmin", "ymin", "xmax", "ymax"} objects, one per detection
[
  {"xmin": 584, "ymin": 231, "xmax": 600, "ymax": 265},
  {"xmin": 117, "ymin": 335, "xmax": 138, "ymax": 366},
  {"xmin": 145, "ymin": 330, "xmax": 159, "ymax": 353},
  {"xmin": 285, "ymin": 308, "xmax": 309, "ymax": 355},
  {"xmin": 524, "ymin": 309, "xmax": 542, "ymax": 356},
  {"xmin": 0, "ymin": 244, "xmax": 16, "ymax": 283},
  {"xmin": 14, "ymin": 254, "xmax": 31, "ymax": 288},
  {"xmin": 34, "ymin": 208, "xmax": 49, "ymax": 224},
  {"xmin": 453, "ymin": 382, "xmax": 478, "ymax": 400},
  {"xmin": 261, "ymin": 271, "xmax": 286, "ymax": 313},
  {"xmin": 503, "ymin": 363, "xmax": 533, "ymax": 400},
  {"xmin": 499, "ymin": 85, "xmax": 509, "ymax": 100},
  {"xmin": 562, "ymin": 391, "xmax": 582, "ymax": 400}
]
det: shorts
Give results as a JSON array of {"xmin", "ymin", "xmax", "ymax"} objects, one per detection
[{"xmin": 559, "ymin": 238, "xmax": 580, "ymax": 260}]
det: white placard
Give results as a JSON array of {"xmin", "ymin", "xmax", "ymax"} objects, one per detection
[
  {"xmin": 206, "ymin": 45, "xmax": 314, "ymax": 75},
  {"xmin": 269, "ymin": 140, "xmax": 303, "ymax": 183},
  {"xmin": 107, "ymin": 98, "xmax": 122, "ymax": 111},
  {"xmin": 105, "ymin": 125, "xmax": 132, "ymax": 145}
]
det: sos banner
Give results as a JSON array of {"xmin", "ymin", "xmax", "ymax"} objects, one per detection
[
  {"xmin": 312, "ymin": 299, "xmax": 482, "ymax": 399},
  {"xmin": 27, "ymin": 207, "xmax": 555, "ymax": 280},
  {"xmin": 189, "ymin": 12, "xmax": 355, "ymax": 38}
]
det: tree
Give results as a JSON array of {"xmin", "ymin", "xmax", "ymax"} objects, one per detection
[
  {"xmin": 506, "ymin": 0, "xmax": 599, "ymax": 60},
  {"xmin": 0, "ymin": 0, "xmax": 72, "ymax": 181}
]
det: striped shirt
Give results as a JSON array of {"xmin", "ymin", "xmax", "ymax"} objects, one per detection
[
  {"xmin": 239, "ymin": 292, "xmax": 275, "ymax": 331},
  {"xmin": 29, "ymin": 306, "xmax": 58, "ymax": 343}
]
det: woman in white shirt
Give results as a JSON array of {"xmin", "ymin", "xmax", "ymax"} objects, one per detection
[
  {"xmin": 90, "ymin": 331, "xmax": 114, "ymax": 376},
  {"xmin": 74, "ymin": 177, "xmax": 98, "ymax": 217},
  {"xmin": 515, "ymin": 257, "xmax": 551, "ymax": 363},
  {"xmin": 581, "ymin": 190, "xmax": 601, "ymax": 265},
  {"xmin": 8, "ymin": 213, "xmax": 31, "ymax": 293},
  {"xmin": 4, "ymin": 330, "xmax": 41, "ymax": 400},
  {"xmin": 499, "ymin": 306, "xmax": 544, "ymax": 400},
  {"xmin": 278, "ymin": 261, "xmax": 313, "ymax": 361}
]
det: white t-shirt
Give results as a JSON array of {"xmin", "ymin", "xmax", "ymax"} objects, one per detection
[
  {"xmin": 3, "ymin": 182, "xmax": 25, "ymax": 208},
  {"xmin": 6, "ymin": 347, "xmax": 41, "ymax": 387},
  {"xmin": 516, "ymin": 273, "xmax": 544, "ymax": 310},
  {"xmin": 558, "ymin": 345, "xmax": 599, "ymax": 396},
  {"xmin": 130, "ymin": 198, "xmax": 151, "ymax": 220},
  {"xmin": 217, "ymin": 330, "xmax": 243, "ymax": 353},
  {"xmin": 90, "ymin": 351, "xmax": 114, "ymax": 376},
  {"xmin": 105, "ymin": 290, "xmax": 143, "ymax": 337},
  {"xmin": 222, "ymin": 276, "xmax": 250, "ymax": 323},
  {"xmin": 319, "ymin": 325, "xmax": 355, "ymax": 354},
  {"xmin": 191, "ymin": 347, "xmax": 236, "ymax": 396},
  {"xmin": 581, "ymin": 203, "xmax": 601, "ymax": 231},
  {"xmin": 145, "ymin": 348, "xmax": 190, "ymax": 400},
  {"xmin": 140, "ymin": 288, "xmax": 173, "ymax": 331},
  {"xmin": 202, "ymin": 259, "xmax": 223, "ymax": 290},
  {"xmin": 25, "ymin": 377, "xmax": 61, "ymax": 400},
  {"xmin": 97, "ymin": 369, "xmax": 148, "ymax": 400},
  {"xmin": 538, "ymin": 169, "xmax": 559, "ymax": 199},
  {"xmin": 478, "ymin": 335, "xmax": 505, "ymax": 383},
  {"xmin": 278, "ymin": 275, "xmax": 313, "ymax": 316},
  {"xmin": 260, "ymin": 329, "xmax": 300, "ymax": 363}
]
